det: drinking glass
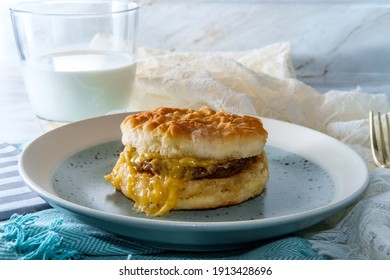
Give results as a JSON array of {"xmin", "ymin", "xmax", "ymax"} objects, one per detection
[{"xmin": 10, "ymin": 0, "xmax": 139, "ymax": 131}]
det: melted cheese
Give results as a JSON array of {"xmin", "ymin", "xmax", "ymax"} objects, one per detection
[{"xmin": 105, "ymin": 146, "xmax": 218, "ymax": 216}]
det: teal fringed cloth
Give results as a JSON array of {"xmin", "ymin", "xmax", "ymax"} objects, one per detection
[{"xmin": 0, "ymin": 209, "xmax": 326, "ymax": 260}]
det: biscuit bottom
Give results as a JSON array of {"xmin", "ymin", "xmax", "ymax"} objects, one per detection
[
  {"xmin": 106, "ymin": 152, "xmax": 269, "ymax": 216},
  {"xmin": 175, "ymin": 152, "xmax": 269, "ymax": 210}
]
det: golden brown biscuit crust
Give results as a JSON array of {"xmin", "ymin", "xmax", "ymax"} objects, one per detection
[
  {"xmin": 122, "ymin": 107, "xmax": 267, "ymax": 140},
  {"xmin": 121, "ymin": 107, "xmax": 268, "ymax": 160}
]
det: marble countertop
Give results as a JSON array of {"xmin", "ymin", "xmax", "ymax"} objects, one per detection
[
  {"xmin": 1, "ymin": 0, "xmax": 390, "ymax": 143},
  {"xmin": 136, "ymin": 0, "xmax": 390, "ymax": 93}
]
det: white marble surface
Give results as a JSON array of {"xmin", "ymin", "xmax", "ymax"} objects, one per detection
[
  {"xmin": 137, "ymin": 0, "xmax": 390, "ymax": 94},
  {"xmin": 1, "ymin": 0, "xmax": 390, "ymax": 143}
]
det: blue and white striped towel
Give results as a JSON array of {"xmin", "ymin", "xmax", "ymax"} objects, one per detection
[
  {"xmin": 0, "ymin": 143, "xmax": 49, "ymax": 221},
  {"xmin": 0, "ymin": 208, "xmax": 325, "ymax": 260}
]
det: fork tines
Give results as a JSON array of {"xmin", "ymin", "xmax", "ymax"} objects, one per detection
[{"xmin": 370, "ymin": 110, "xmax": 390, "ymax": 168}]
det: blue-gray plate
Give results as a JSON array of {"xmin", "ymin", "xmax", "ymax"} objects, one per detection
[{"xmin": 19, "ymin": 113, "xmax": 369, "ymax": 251}]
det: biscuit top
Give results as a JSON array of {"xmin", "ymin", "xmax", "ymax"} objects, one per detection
[{"xmin": 121, "ymin": 107, "xmax": 268, "ymax": 160}]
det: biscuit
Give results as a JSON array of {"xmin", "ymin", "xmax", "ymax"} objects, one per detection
[
  {"xmin": 121, "ymin": 107, "xmax": 268, "ymax": 160},
  {"xmin": 106, "ymin": 107, "xmax": 269, "ymax": 216}
]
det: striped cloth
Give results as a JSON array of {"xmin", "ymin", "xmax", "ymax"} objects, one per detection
[
  {"xmin": 0, "ymin": 143, "xmax": 49, "ymax": 221},
  {"xmin": 0, "ymin": 209, "xmax": 325, "ymax": 260}
]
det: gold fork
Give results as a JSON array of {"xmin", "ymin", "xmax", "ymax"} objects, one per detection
[{"xmin": 370, "ymin": 110, "xmax": 390, "ymax": 168}]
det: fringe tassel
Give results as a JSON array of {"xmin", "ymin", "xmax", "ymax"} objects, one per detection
[{"xmin": 0, "ymin": 213, "xmax": 79, "ymax": 260}]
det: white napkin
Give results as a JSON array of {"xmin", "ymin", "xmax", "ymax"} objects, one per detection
[
  {"xmin": 129, "ymin": 42, "xmax": 390, "ymax": 259},
  {"xmin": 131, "ymin": 42, "xmax": 389, "ymax": 171}
]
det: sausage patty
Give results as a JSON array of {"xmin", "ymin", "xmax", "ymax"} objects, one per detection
[{"xmin": 134, "ymin": 156, "xmax": 259, "ymax": 180}]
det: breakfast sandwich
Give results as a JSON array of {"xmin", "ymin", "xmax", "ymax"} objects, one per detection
[{"xmin": 105, "ymin": 107, "xmax": 269, "ymax": 216}]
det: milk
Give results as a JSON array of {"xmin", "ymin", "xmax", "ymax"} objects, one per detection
[{"xmin": 21, "ymin": 50, "xmax": 137, "ymax": 122}]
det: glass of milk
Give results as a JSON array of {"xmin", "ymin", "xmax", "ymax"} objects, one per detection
[{"xmin": 10, "ymin": 0, "xmax": 138, "ymax": 131}]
